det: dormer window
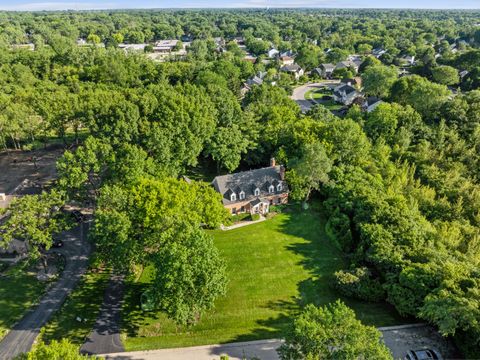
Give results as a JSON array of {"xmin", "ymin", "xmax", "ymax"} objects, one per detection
[
  {"xmin": 277, "ymin": 183, "xmax": 283, "ymax": 192},
  {"xmin": 239, "ymin": 191, "xmax": 245, "ymax": 200},
  {"xmin": 230, "ymin": 193, "xmax": 237, "ymax": 202},
  {"xmin": 254, "ymin": 188, "xmax": 260, "ymax": 196},
  {"xmin": 268, "ymin": 185, "xmax": 274, "ymax": 194}
]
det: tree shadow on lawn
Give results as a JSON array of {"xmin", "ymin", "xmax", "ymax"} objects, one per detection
[
  {"xmin": 278, "ymin": 201, "xmax": 408, "ymax": 327},
  {"xmin": 228, "ymin": 201, "xmax": 408, "ymax": 343},
  {"xmin": 121, "ymin": 281, "xmax": 161, "ymax": 338}
]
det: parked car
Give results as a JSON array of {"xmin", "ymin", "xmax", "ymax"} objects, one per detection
[
  {"xmin": 71, "ymin": 210, "xmax": 85, "ymax": 222},
  {"xmin": 405, "ymin": 349, "xmax": 442, "ymax": 360},
  {"xmin": 52, "ymin": 239, "xmax": 64, "ymax": 248}
]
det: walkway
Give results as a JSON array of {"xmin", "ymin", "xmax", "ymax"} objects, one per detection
[
  {"xmin": 0, "ymin": 223, "xmax": 91, "ymax": 360},
  {"xmin": 220, "ymin": 215, "xmax": 266, "ymax": 230},
  {"xmin": 102, "ymin": 339, "xmax": 283, "ymax": 360},
  {"xmin": 80, "ymin": 274, "xmax": 125, "ymax": 355}
]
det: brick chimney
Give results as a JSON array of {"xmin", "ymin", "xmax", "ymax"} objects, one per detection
[
  {"xmin": 280, "ymin": 165, "xmax": 285, "ymax": 180},
  {"xmin": 270, "ymin": 157, "xmax": 276, "ymax": 167}
]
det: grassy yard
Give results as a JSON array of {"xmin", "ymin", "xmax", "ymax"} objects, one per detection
[
  {"xmin": 0, "ymin": 261, "xmax": 46, "ymax": 340},
  {"xmin": 121, "ymin": 203, "xmax": 405, "ymax": 351},
  {"xmin": 40, "ymin": 266, "xmax": 110, "ymax": 345}
]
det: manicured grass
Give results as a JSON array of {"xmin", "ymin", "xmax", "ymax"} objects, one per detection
[
  {"xmin": 305, "ymin": 88, "xmax": 331, "ymax": 100},
  {"xmin": 121, "ymin": 203, "xmax": 405, "ymax": 351},
  {"xmin": 322, "ymin": 100, "xmax": 344, "ymax": 111},
  {"xmin": 0, "ymin": 261, "xmax": 46, "ymax": 340},
  {"xmin": 40, "ymin": 266, "xmax": 110, "ymax": 345}
]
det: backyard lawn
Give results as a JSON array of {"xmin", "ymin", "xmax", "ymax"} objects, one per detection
[
  {"xmin": 121, "ymin": 202, "xmax": 405, "ymax": 351},
  {"xmin": 0, "ymin": 261, "xmax": 46, "ymax": 340}
]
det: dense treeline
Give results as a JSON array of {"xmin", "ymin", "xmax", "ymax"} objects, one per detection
[{"xmin": 1, "ymin": 9, "xmax": 480, "ymax": 357}]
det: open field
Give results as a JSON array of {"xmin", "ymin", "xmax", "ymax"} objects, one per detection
[
  {"xmin": 0, "ymin": 261, "xmax": 46, "ymax": 340},
  {"xmin": 121, "ymin": 203, "xmax": 405, "ymax": 351}
]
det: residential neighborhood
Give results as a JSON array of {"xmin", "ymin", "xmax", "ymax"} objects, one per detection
[{"xmin": 1, "ymin": 6, "xmax": 479, "ymax": 360}]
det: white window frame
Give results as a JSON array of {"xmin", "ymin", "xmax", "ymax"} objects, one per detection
[
  {"xmin": 254, "ymin": 188, "xmax": 260, "ymax": 196},
  {"xmin": 239, "ymin": 191, "xmax": 245, "ymax": 200},
  {"xmin": 268, "ymin": 185, "xmax": 274, "ymax": 194},
  {"xmin": 277, "ymin": 184, "xmax": 283, "ymax": 192},
  {"xmin": 230, "ymin": 193, "xmax": 237, "ymax": 202}
]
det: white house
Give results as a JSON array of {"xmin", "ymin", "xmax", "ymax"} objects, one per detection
[
  {"xmin": 333, "ymin": 84, "xmax": 360, "ymax": 105},
  {"xmin": 280, "ymin": 64, "xmax": 304, "ymax": 80},
  {"xmin": 268, "ymin": 48, "xmax": 279, "ymax": 58}
]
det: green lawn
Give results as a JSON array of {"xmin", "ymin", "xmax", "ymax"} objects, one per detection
[
  {"xmin": 121, "ymin": 203, "xmax": 405, "ymax": 351},
  {"xmin": 305, "ymin": 88, "xmax": 331, "ymax": 100},
  {"xmin": 0, "ymin": 261, "xmax": 46, "ymax": 340},
  {"xmin": 40, "ymin": 266, "xmax": 110, "ymax": 345}
]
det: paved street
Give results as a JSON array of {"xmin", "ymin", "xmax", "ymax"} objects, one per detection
[
  {"xmin": 290, "ymin": 81, "xmax": 338, "ymax": 112},
  {"xmin": 0, "ymin": 223, "xmax": 91, "ymax": 360},
  {"xmin": 81, "ymin": 274, "xmax": 125, "ymax": 355},
  {"xmin": 102, "ymin": 339, "xmax": 283, "ymax": 360}
]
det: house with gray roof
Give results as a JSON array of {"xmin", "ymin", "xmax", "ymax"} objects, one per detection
[
  {"xmin": 333, "ymin": 83, "xmax": 360, "ymax": 105},
  {"xmin": 211, "ymin": 159, "xmax": 288, "ymax": 215},
  {"xmin": 280, "ymin": 64, "xmax": 304, "ymax": 80},
  {"xmin": 318, "ymin": 63, "xmax": 336, "ymax": 78}
]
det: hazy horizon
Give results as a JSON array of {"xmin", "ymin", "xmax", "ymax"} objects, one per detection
[{"xmin": 0, "ymin": 0, "xmax": 479, "ymax": 11}]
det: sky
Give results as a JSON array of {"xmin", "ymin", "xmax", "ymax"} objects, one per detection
[{"xmin": 0, "ymin": 0, "xmax": 479, "ymax": 11}]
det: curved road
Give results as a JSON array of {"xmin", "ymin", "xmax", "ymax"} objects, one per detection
[
  {"xmin": 0, "ymin": 223, "xmax": 91, "ymax": 360},
  {"xmin": 291, "ymin": 81, "xmax": 339, "ymax": 112}
]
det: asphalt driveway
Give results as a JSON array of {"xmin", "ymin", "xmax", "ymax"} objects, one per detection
[{"xmin": 0, "ymin": 223, "xmax": 91, "ymax": 360}]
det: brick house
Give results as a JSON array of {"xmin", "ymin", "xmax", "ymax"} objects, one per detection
[{"xmin": 211, "ymin": 159, "xmax": 288, "ymax": 215}]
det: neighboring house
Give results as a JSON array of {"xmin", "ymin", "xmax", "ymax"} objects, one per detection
[
  {"xmin": 280, "ymin": 56, "xmax": 295, "ymax": 66},
  {"xmin": 333, "ymin": 83, "xmax": 360, "ymax": 105},
  {"xmin": 460, "ymin": 70, "xmax": 469, "ymax": 79},
  {"xmin": 153, "ymin": 40, "xmax": 179, "ymax": 53},
  {"xmin": 317, "ymin": 63, "xmax": 336, "ymax": 78},
  {"xmin": 341, "ymin": 77, "xmax": 362, "ymax": 87},
  {"xmin": 233, "ymin": 36, "xmax": 245, "ymax": 45},
  {"xmin": 336, "ymin": 60, "xmax": 360, "ymax": 74},
  {"xmin": 244, "ymin": 54, "xmax": 257, "ymax": 63},
  {"xmin": 363, "ymin": 97, "xmax": 383, "ymax": 112},
  {"xmin": 211, "ymin": 159, "xmax": 288, "ymax": 215},
  {"xmin": 280, "ymin": 50, "xmax": 295, "ymax": 58},
  {"xmin": 280, "ymin": 64, "xmax": 304, "ymax": 80},
  {"xmin": 118, "ymin": 43, "xmax": 148, "ymax": 51},
  {"xmin": 246, "ymin": 71, "xmax": 267, "ymax": 86},
  {"xmin": 372, "ymin": 48, "xmax": 387, "ymax": 58},
  {"xmin": 241, "ymin": 72, "xmax": 267, "ymax": 96},
  {"xmin": 399, "ymin": 55, "xmax": 416, "ymax": 66},
  {"xmin": 268, "ymin": 48, "xmax": 279, "ymax": 58}
]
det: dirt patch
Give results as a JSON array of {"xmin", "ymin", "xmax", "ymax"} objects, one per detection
[{"xmin": 0, "ymin": 147, "xmax": 64, "ymax": 195}]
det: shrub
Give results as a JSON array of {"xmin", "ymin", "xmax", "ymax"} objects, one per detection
[
  {"xmin": 333, "ymin": 267, "xmax": 385, "ymax": 302},
  {"xmin": 251, "ymin": 213, "xmax": 261, "ymax": 221},
  {"xmin": 230, "ymin": 213, "xmax": 251, "ymax": 223},
  {"xmin": 325, "ymin": 209, "xmax": 353, "ymax": 251}
]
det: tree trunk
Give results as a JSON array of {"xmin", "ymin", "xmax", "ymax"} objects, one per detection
[{"xmin": 41, "ymin": 254, "xmax": 48, "ymax": 274}]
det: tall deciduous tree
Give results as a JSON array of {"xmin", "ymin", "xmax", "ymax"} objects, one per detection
[
  {"xmin": 362, "ymin": 64, "xmax": 398, "ymax": 98},
  {"xmin": 278, "ymin": 301, "xmax": 393, "ymax": 360},
  {"xmin": 0, "ymin": 190, "xmax": 67, "ymax": 271},
  {"xmin": 152, "ymin": 225, "xmax": 227, "ymax": 325},
  {"xmin": 287, "ymin": 141, "xmax": 333, "ymax": 203}
]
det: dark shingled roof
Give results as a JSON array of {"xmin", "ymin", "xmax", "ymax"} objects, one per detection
[
  {"xmin": 333, "ymin": 84, "xmax": 357, "ymax": 97},
  {"xmin": 280, "ymin": 64, "xmax": 302, "ymax": 72},
  {"xmin": 212, "ymin": 166, "xmax": 287, "ymax": 205}
]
